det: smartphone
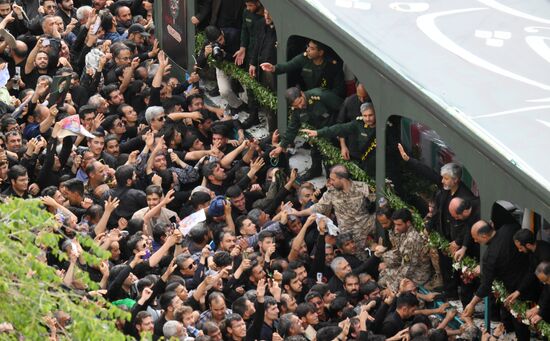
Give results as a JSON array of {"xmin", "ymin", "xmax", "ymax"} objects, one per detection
[
  {"xmin": 143, "ymin": 249, "xmax": 151, "ymax": 261},
  {"xmin": 242, "ymin": 250, "xmax": 248, "ymax": 259},
  {"xmin": 91, "ymin": 17, "xmax": 101, "ymax": 34},
  {"xmin": 208, "ymin": 240, "xmax": 215, "ymax": 250},
  {"xmin": 42, "ymin": 38, "xmax": 50, "ymax": 47},
  {"xmin": 71, "ymin": 242, "xmax": 78, "ymax": 255},
  {"xmin": 316, "ymin": 272, "xmax": 323, "ymax": 283}
]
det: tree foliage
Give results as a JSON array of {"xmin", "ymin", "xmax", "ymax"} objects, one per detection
[{"xmin": 0, "ymin": 198, "xmax": 129, "ymax": 340}]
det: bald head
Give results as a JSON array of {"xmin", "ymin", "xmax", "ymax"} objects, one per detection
[
  {"xmin": 356, "ymin": 83, "xmax": 369, "ymax": 102},
  {"xmin": 449, "ymin": 197, "xmax": 471, "ymax": 220},
  {"xmin": 471, "ymin": 220, "xmax": 494, "ymax": 245},
  {"xmin": 330, "ymin": 165, "xmax": 349, "ymax": 179}
]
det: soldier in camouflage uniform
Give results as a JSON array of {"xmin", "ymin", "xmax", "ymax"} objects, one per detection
[
  {"xmin": 379, "ymin": 208, "xmax": 433, "ymax": 291},
  {"xmin": 270, "ymin": 87, "xmax": 342, "ymax": 180},
  {"xmin": 290, "ymin": 164, "xmax": 376, "ymax": 261}
]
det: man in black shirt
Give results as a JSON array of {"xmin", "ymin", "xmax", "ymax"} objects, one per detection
[
  {"xmin": 336, "ymin": 83, "xmax": 370, "ymax": 124},
  {"xmin": 381, "ymin": 292, "xmax": 418, "ymax": 338},
  {"xmin": 462, "ymin": 220, "xmax": 530, "ymax": 340},
  {"xmin": 506, "ymin": 229, "xmax": 550, "ymax": 303}
]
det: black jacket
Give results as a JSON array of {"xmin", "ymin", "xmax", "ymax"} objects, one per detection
[{"xmin": 476, "ymin": 223, "xmax": 529, "ymax": 298}]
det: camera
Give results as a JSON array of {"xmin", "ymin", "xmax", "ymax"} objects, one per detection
[{"xmin": 211, "ymin": 43, "xmax": 225, "ymax": 61}]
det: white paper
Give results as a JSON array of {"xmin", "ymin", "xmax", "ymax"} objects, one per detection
[{"xmin": 178, "ymin": 209, "xmax": 206, "ymax": 236}]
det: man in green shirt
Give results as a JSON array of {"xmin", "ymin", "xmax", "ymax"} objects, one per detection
[
  {"xmin": 301, "ymin": 102, "xmax": 400, "ymax": 179},
  {"xmin": 260, "ymin": 40, "xmax": 345, "ymax": 104},
  {"xmin": 270, "ymin": 87, "xmax": 340, "ymax": 180},
  {"xmin": 234, "ymin": 0, "xmax": 264, "ymax": 128}
]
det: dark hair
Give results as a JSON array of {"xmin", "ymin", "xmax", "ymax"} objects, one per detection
[
  {"xmin": 204, "ymin": 25, "xmax": 222, "ymax": 43},
  {"xmin": 295, "ymin": 302, "xmax": 316, "ymax": 318},
  {"xmin": 456, "ymin": 199, "xmax": 472, "ymax": 215},
  {"xmin": 104, "ymin": 134, "xmax": 119, "ymax": 145},
  {"xmin": 213, "ymin": 251, "xmax": 232, "ymax": 268},
  {"xmin": 305, "ymin": 291, "xmax": 322, "ymax": 303},
  {"xmin": 258, "ymin": 229, "xmax": 274, "ymax": 242},
  {"xmin": 145, "ymin": 185, "xmax": 163, "ymax": 196},
  {"xmin": 359, "ymin": 281, "xmax": 379, "ymax": 296},
  {"xmin": 513, "ymin": 229, "xmax": 535, "ymax": 246},
  {"xmin": 231, "ymin": 297, "xmax": 250, "ymax": 318},
  {"xmin": 207, "ymin": 292, "xmax": 226, "ymax": 308},
  {"xmin": 396, "ymin": 292, "xmax": 419, "ymax": 309},
  {"xmin": 344, "ymin": 273, "xmax": 358, "ymax": 284},
  {"xmin": 188, "ymin": 223, "xmax": 209, "ymax": 244},
  {"xmin": 135, "ymin": 311, "xmax": 151, "ymax": 326},
  {"xmin": 41, "ymin": 185, "xmax": 58, "ymax": 197},
  {"xmin": 8, "ymin": 165, "xmax": 27, "ymax": 181},
  {"xmin": 115, "ymin": 165, "xmax": 135, "ymax": 187},
  {"xmin": 101, "ymin": 84, "xmax": 119, "ymax": 100},
  {"xmin": 226, "ymin": 185, "xmax": 242, "ymax": 199},
  {"xmin": 190, "ymin": 191, "xmax": 211, "ymax": 209},
  {"xmin": 476, "ymin": 220, "xmax": 494, "ymax": 237},
  {"xmin": 392, "ymin": 208, "xmax": 412, "ymax": 223},
  {"xmin": 309, "ymin": 283, "xmax": 330, "ymax": 297},
  {"xmin": 62, "ymin": 178, "xmax": 84, "ymax": 196},
  {"xmin": 159, "ymin": 291, "xmax": 177, "ymax": 310},
  {"xmin": 336, "ymin": 232, "xmax": 354, "ymax": 249},
  {"xmin": 328, "ymin": 296, "xmax": 347, "ymax": 317},
  {"xmin": 127, "ymin": 232, "xmax": 144, "ymax": 253},
  {"xmin": 375, "ymin": 206, "xmax": 394, "ymax": 218},
  {"xmin": 152, "ymin": 222, "xmax": 169, "ymax": 244},
  {"xmin": 316, "ymin": 326, "xmax": 342, "ymax": 341},
  {"xmin": 264, "ymin": 296, "xmax": 278, "ymax": 310},
  {"xmin": 282, "ymin": 271, "xmax": 298, "ymax": 288}
]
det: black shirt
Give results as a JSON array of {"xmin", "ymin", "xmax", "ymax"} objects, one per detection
[
  {"xmin": 337, "ymin": 94, "xmax": 370, "ymax": 124},
  {"xmin": 476, "ymin": 223, "xmax": 530, "ymax": 298},
  {"xmin": 381, "ymin": 311, "xmax": 405, "ymax": 338}
]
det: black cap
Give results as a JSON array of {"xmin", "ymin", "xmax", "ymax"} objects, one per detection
[{"xmin": 128, "ymin": 24, "xmax": 150, "ymax": 37}]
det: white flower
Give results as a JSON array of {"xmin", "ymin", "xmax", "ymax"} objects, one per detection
[{"xmin": 452, "ymin": 263, "xmax": 461, "ymax": 271}]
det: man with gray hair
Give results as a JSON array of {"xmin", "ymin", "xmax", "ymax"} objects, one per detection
[
  {"xmin": 145, "ymin": 106, "xmax": 166, "ymax": 132},
  {"xmin": 163, "ymin": 320, "xmax": 186, "ymax": 340},
  {"xmin": 431, "ymin": 162, "xmax": 476, "ymax": 300}
]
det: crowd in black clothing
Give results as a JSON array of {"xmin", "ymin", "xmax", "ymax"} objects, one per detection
[{"xmin": 0, "ymin": 0, "xmax": 549, "ymax": 340}]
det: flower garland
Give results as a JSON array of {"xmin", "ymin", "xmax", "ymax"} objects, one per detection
[
  {"xmin": 195, "ymin": 32, "xmax": 278, "ymax": 111},
  {"xmin": 192, "ymin": 31, "xmax": 550, "ymax": 337}
]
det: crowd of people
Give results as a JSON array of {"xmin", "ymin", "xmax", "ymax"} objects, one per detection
[{"xmin": 0, "ymin": 0, "xmax": 548, "ymax": 339}]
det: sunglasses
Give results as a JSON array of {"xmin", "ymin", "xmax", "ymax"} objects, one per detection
[
  {"xmin": 155, "ymin": 115, "xmax": 166, "ymax": 122},
  {"xmin": 186, "ymin": 261, "xmax": 196, "ymax": 270}
]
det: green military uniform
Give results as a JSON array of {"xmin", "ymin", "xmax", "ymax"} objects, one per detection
[
  {"xmin": 274, "ymin": 52, "xmax": 346, "ymax": 99},
  {"xmin": 280, "ymin": 90, "xmax": 340, "ymax": 175},
  {"xmin": 316, "ymin": 116, "xmax": 376, "ymax": 164},
  {"xmin": 280, "ymin": 90, "xmax": 340, "ymax": 149},
  {"xmin": 240, "ymin": 10, "xmax": 264, "ymax": 62}
]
